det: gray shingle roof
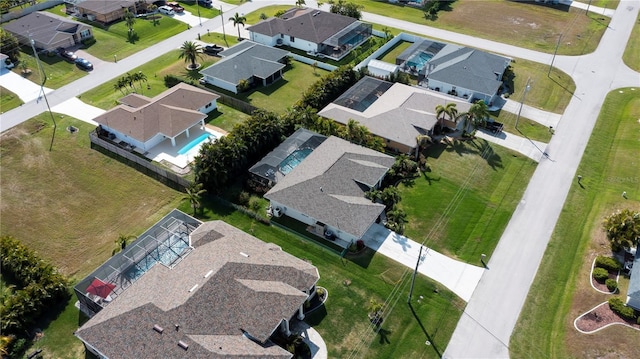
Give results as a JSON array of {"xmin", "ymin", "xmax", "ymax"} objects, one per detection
[
  {"xmin": 76, "ymin": 0, "xmax": 150, "ymax": 14},
  {"xmin": 427, "ymin": 44, "xmax": 511, "ymax": 96},
  {"xmin": 628, "ymin": 249, "xmax": 640, "ymax": 310},
  {"xmin": 265, "ymin": 136, "xmax": 394, "ymax": 239},
  {"xmin": 200, "ymin": 41, "xmax": 289, "ymax": 86},
  {"xmin": 76, "ymin": 220, "xmax": 319, "ymax": 359},
  {"xmin": 92, "ymin": 83, "xmax": 219, "ymax": 142},
  {"xmin": 318, "ymin": 78, "xmax": 472, "ymax": 149},
  {"xmin": 246, "ymin": 8, "xmax": 357, "ymax": 44},
  {"xmin": 3, "ymin": 11, "xmax": 91, "ymax": 49}
]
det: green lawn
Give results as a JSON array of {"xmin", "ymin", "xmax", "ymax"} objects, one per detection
[
  {"xmin": 0, "ymin": 116, "xmax": 184, "ymax": 279},
  {"xmin": 206, "ymin": 60, "xmax": 329, "ymax": 113},
  {"xmin": 623, "ymin": 12, "xmax": 640, "ymax": 72},
  {"xmin": 349, "ymin": 0, "xmax": 609, "ymax": 55},
  {"xmin": 510, "ymin": 58, "xmax": 575, "ymax": 114},
  {"xmin": 490, "ymin": 111, "xmax": 552, "ymax": 144},
  {"xmin": 178, "ymin": 2, "xmax": 220, "ymax": 18},
  {"xmin": 575, "ymin": 0, "xmax": 620, "ymax": 9},
  {"xmin": 400, "ymin": 139, "xmax": 538, "ymax": 262},
  {"xmin": 511, "ymin": 88, "xmax": 640, "ymax": 358},
  {"xmin": 10, "ymin": 47, "xmax": 88, "ymax": 89},
  {"xmin": 200, "ymin": 31, "xmax": 240, "ymax": 48},
  {"xmin": 243, "ymin": 5, "xmax": 292, "ymax": 25},
  {"xmin": 205, "ymin": 103, "xmax": 252, "ymax": 132},
  {"xmin": 377, "ymin": 40, "xmax": 412, "ymax": 63},
  {"xmin": 0, "ymin": 86, "xmax": 23, "ymax": 113},
  {"xmin": 81, "ymin": 50, "xmax": 219, "ymax": 109}
]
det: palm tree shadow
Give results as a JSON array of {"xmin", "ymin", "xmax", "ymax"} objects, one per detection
[
  {"xmin": 422, "ymin": 171, "xmax": 441, "ymax": 186},
  {"xmin": 476, "ymin": 140, "xmax": 503, "ymax": 170},
  {"xmin": 377, "ymin": 327, "xmax": 392, "ymax": 344},
  {"xmin": 408, "ymin": 302, "xmax": 443, "ymax": 358}
]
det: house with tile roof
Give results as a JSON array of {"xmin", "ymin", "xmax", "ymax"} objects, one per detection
[
  {"xmin": 92, "ymin": 83, "xmax": 219, "ymax": 152},
  {"xmin": 64, "ymin": 0, "xmax": 154, "ymax": 24},
  {"xmin": 264, "ymin": 136, "xmax": 395, "ymax": 245},
  {"xmin": 318, "ymin": 77, "xmax": 471, "ymax": 155},
  {"xmin": 2, "ymin": 11, "xmax": 93, "ymax": 52},
  {"xmin": 200, "ymin": 41, "xmax": 290, "ymax": 94},
  {"xmin": 247, "ymin": 7, "xmax": 372, "ymax": 61},
  {"xmin": 75, "ymin": 211, "xmax": 320, "ymax": 359}
]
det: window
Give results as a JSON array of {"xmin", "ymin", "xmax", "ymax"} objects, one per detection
[
  {"xmin": 80, "ymin": 30, "xmax": 91, "ymax": 38},
  {"xmin": 290, "ymin": 36, "xmax": 295, "ymax": 42}
]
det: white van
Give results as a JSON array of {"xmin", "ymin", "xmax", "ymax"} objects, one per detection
[{"xmin": 158, "ymin": 5, "xmax": 175, "ymax": 15}]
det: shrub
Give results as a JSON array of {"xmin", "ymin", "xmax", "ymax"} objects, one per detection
[
  {"xmin": 608, "ymin": 297, "xmax": 636, "ymax": 320},
  {"xmin": 248, "ymin": 196, "xmax": 262, "ymax": 212},
  {"xmin": 592, "ymin": 267, "xmax": 609, "ymax": 282},
  {"xmin": 237, "ymin": 79, "xmax": 250, "ymax": 92},
  {"xmin": 595, "ymin": 256, "xmax": 622, "ymax": 271},
  {"xmin": 237, "ymin": 191, "xmax": 250, "ymax": 206},
  {"xmin": 164, "ymin": 74, "xmax": 181, "ymax": 88},
  {"xmin": 81, "ymin": 37, "xmax": 96, "ymax": 46},
  {"xmin": 605, "ymin": 278, "xmax": 618, "ymax": 292},
  {"xmin": 316, "ymin": 287, "xmax": 325, "ymax": 298}
]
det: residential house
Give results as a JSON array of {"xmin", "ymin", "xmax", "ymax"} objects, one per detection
[
  {"xmin": 65, "ymin": 0, "xmax": 153, "ymax": 24},
  {"xmin": 627, "ymin": 249, "xmax": 640, "ymax": 310},
  {"xmin": 318, "ymin": 76, "xmax": 471, "ymax": 154},
  {"xmin": 74, "ymin": 210, "xmax": 320, "ymax": 359},
  {"xmin": 247, "ymin": 7, "xmax": 372, "ymax": 61},
  {"xmin": 264, "ymin": 136, "xmax": 395, "ymax": 245},
  {"xmin": 396, "ymin": 37, "xmax": 511, "ymax": 105},
  {"xmin": 200, "ymin": 41, "xmax": 290, "ymax": 94},
  {"xmin": 93, "ymin": 83, "xmax": 219, "ymax": 152},
  {"xmin": 2, "ymin": 11, "xmax": 93, "ymax": 52},
  {"xmin": 249, "ymin": 128, "xmax": 327, "ymax": 188}
]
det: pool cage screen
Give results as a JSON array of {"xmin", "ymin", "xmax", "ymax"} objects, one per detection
[
  {"xmin": 333, "ymin": 76, "xmax": 393, "ymax": 112},
  {"xmin": 75, "ymin": 209, "xmax": 201, "ymax": 317}
]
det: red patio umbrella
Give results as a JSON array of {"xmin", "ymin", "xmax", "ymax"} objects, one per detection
[{"xmin": 86, "ymin": 278, "xmax": 115, "ymax": 299}]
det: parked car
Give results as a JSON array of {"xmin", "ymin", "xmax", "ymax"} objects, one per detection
[
  {"xmin": 57, "ymin": 47, "xmax": 77, "ymax": 62},
  {"xmin": 158, "ymin": 5, "xmax": 175, "ymax": 15},
  {"xmin": 74, "ymin": 58, "xmax": 93, "ymax": 71},
  {"xmin": 167, "ymin": 2, "xmax": 184, "ymax": 13},
  {"xmin": 203, "ymin": 44, "xmax": 224, "ymax": 55},
  {"xmin": 197, "ymin": 0, "xmax": 213, "ymax": 7}
]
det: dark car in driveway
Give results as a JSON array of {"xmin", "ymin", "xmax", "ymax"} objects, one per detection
[
  {"xmin": 57, "ymin": 47, "xmax": 77, "ymax": 62},
  {"xmin": 167, "ymin": 2, "xmax": 184, "ymax": 13},
  {"xmin": 75, "ymin": 58, "xmax": 93, "ymax": 71},
  {"xmin": 203, "ymin": 44, "xmax": 224, "ymax": 55}
]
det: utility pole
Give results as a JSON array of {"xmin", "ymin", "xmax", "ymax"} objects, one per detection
[
  {"xmin": 408, "ymin": 245, "xmax": 424, "ymax": 304},
  {"xmin": 220, "ymin": 6, "xmax": 227, "ymax": 46},
  {"xmin": 586, "ymin": 0, "xmax": 592, "ymax": 15},
  {"xmin": 196, "ymin": 1, "xmax": 202, "ymax": 27},
  {"xmin": 30, "ymin": 37, "xmax": 57, "ymax": 151},
  {"xmin": 548, "ymin": 34, "xmax": 562, "ymax": 77},
  {"xmin": 515, "ymin": 77, "xmax": 531, "ymax": 130}
]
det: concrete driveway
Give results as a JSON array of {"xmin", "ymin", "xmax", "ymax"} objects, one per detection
[{"xmin": 0, "ymin": 68, "xmax": 53, "ymax": 103}]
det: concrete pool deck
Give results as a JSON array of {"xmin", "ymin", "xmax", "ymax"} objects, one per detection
[{"xmin": 143, "ymin": 124, "xmax": 226, "ymax": 169}]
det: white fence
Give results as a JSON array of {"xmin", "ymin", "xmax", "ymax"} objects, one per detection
[
  {"xmin": 0, "ymin": 0, "xmax": 64, "ymax": 23},
  {"xmin": 354, "ymin": 32, "xmax": 423, "ymax": 71},
  {"xmin": 290, "ymin": 54, "xmax": 337, "ymax": 72}
]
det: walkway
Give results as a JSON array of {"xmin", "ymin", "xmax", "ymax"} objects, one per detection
[
  {"xmin": 291, "ymin": 320, "xmax": 328, "ymax": 359},
  {"xmin": 362, "ymin": 224, "xmax": 484, "ymax": 302}
]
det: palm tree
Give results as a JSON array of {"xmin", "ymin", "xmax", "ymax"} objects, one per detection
[
  {"xmin": 124, "ymin": 8, "xmax": 136, "ymax": 33},
  {"xmin": 178, "ymin": 41, "xmax": 203, "ymax": 70},
  {"xmin": 382, "ymin": 27, "xmax": 392, "ymax": 41},
  {"xmin": 132, "ymin": 71, "xmax": 148, "ymax": 91},
  {"xmin": 230, "ymin": 13, "xmax": 247, "ymax": 41},
  {"xmin": 295, "ymin": 0, "xmax": 306, "ymax": 7},
  {"xmin": 435, "ymin": 102, "xmax": 458, "ymax": 127},
  {"xmin": 148, "ymin": 4, "xmax": 158, "ymax": 25},
  {"xmin": 185, "ymin": 182, "xmax": 207, "ymax": 215},
  {"xmin": 461, "ymin": 100, "xmax": 489, "ymax": 133}
]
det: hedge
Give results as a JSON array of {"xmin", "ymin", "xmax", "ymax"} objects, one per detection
[
  {"xmin": 605, "ymin": 278, "xmax": 618, "ymax": 292},
  {"xmin": 595, "ymin": 255, "xmax": 622, "ymax": 271},
  {"xmin": 608, "ymin": 297, "xmax": 637, "ymax": 321},
  {"xmin": 592, "ymin": 267, "xmax": 609, "ymax": 282}
]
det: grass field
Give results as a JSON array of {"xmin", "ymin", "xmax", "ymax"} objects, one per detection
[
  {"xmin": 399, "ymin": 138, "xmax": 537, "ymax": 262},
  {"xmin": 205, "ymin": 103, "xmax": 252, "ymax": 132},
  {"xmin": 350, "ymin": 0, "xmax": 609, "ymax": 55},
  {"xmin": 511, "ymin": 88, "xmax": 640, "ymax": 358},
  {"xmin": 0, "ymin": 116, "xmax": 184, "ymax": 279},
  {"xmin": 243, "ymin": 5, "xmax": 291, "ymax": 25},
  {"xmin": 0, "ymin": 86, "xmax": 23, "ymax": 113},
  {"xmin": 510, "ymin": 58, "xmax": 576, "ymax": 114},
  {"xmin": 623, "ymin": 12, "xmax": 640, "ymax": 72}
]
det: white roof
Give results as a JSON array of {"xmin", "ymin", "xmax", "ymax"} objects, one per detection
[{"xmin": 368, "ymin": 60, "xmax": 398, "ymax": 73}]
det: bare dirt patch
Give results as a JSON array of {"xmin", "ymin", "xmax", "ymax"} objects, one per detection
[{"xmin": 575, "ymin": 302, "xmax": 640, "ymax": 333}]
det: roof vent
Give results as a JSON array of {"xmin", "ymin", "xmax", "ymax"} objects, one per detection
[
  {"xmin": 189, "ymin": 284, "xmax": 198, "ymax": 292},
  {"xmin": 178, "ymin": 341, "xmax": 189, "ymax": 350},
  {"xmin": 240, "ymin": 252, "xmax": 249, "ymax": 258},
  {"xmin": 153, "ymin": 324, "xmax": 164, "ymax": 333},
  {"xmin": 204, "ymin": 270, "xmax": 213, "ymax": 278}
]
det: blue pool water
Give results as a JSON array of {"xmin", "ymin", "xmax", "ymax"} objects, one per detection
[
  {"xmin": 178, "ymin": 133, "xmax": 213, "ymax": 155},
  {"xmin": 124, "ymin": 234, "xmax": 189, "ymax": 281},
  {"xmin": 407, "ymin": 52, "xmax": 433, "ymax": 69},
  {"xmin": 279, "ymin": 148, "xmax": 313, "ymax": 175}
]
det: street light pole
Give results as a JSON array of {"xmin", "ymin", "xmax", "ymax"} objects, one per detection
[{"xmin": 515, "ymin": 77, "xmax": 531, "ymax": 130}]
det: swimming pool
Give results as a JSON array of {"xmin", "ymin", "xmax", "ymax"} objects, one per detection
[
  {"xmin": 279, "ymin": 148, "xmax": 313, "ymax": 175},
  {"xmin": 407, "ymin": 51, "xmax": 433, "ymax": 70},
  {"xmin": 124, "ymin": 234, "xmax": 190, "ymax": 281},
  {"xmin": 178, "ymin": 133, "xmax": 213, "ymax": 155}
]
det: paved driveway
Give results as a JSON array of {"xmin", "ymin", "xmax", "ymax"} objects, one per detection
[{"xmin": 0, "ymin": 68, "xmax": 53, "ymax": 103}]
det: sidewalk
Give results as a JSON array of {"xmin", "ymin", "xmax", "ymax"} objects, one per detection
[
  {"xmin": 501, "ymin": 99, "xmax": 562, "ymax": 128},
  {"xmin": 362, "ymin": 224, "xmax": 484, "ymax": 302},
  {"xmin": 475, "ymin": 130, "xmax": 548, "ymax": 162}
]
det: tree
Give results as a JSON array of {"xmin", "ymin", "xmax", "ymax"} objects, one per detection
[
  {"xmin": 185, "ymin": 182, "xmax": 207, "ymax": 215},
  {"xmin": 230, "ymin": 12, "xmax": 247, "ymax": 41},
  {"xmin": 460, "ymin": 100, "xmax": 489, "ymax": 133},
  {"xmin": 329, "ymin": 0, "xmax": 363, "ymax": 19},
  {"xmin": 382, "ymin": 27, "xmax": 392, "ymax": 41},
  {"xmin": 435, "ymin": 102, "xmax": 458, "ymax": 127},
  {"xmin": 132, "ymin": 71, "xmax": 148, "ymax": 91},
  {"xmin": 295, "ymin": 0, "xmax": 306, "ymax": 7},
  {"xmin": 0, "ymin": 29, "xmax": 20, "ymax": 62},
  {"xmin": 114, "ymin": 234, "xmax": 136, "ymax": 255},
  {"xmin": 148, "ymin": 4, "xmax": 158, "ymax": 26},
  {"xmin": 603, "ymin": 209, "xmax": 640, "ymax": 251},
  {"xmin": 124, "ymin": 8, "xmax": 136, "ymax": 33},
  {"xmin": 386, "ymin": 206, "xmax": 407, "ymax": 234},
  {"xmin": 178, "ymin": 41, "xmax": 203, "ymax": 69}
]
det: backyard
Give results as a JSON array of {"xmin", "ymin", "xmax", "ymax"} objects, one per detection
[
  {"xmin": 0, "ymin": 115, "xmax": 466, "ymax": 359},
  {"xmin": 399, "ymin": 138, "xmax": 538, "ymax": 263},
  {"xmin": 511, "ymin": 88, "xmax": 640, "ymax": 358}
]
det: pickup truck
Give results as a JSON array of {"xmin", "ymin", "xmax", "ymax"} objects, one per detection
[{"xmin": 481, "ymin": 119, "xmax": 504, "ymax": 134}]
